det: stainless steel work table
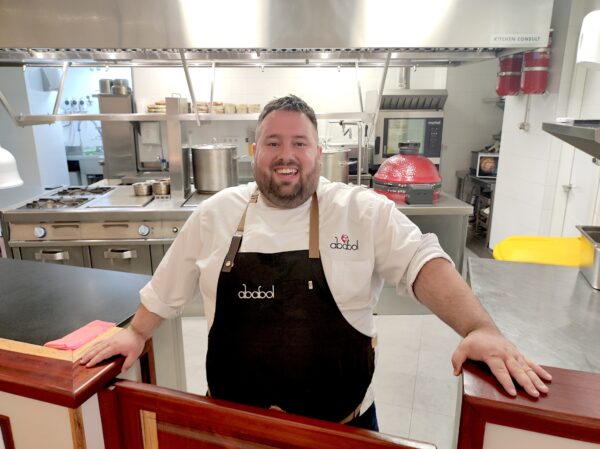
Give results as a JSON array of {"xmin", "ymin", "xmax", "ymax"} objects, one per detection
[{"xmin": 468, "ymin": 258, "xmax": 600, "ymax": 373}]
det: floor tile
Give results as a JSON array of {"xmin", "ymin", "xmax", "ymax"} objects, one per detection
[
  {"xmin": 375, "ymin": 403, "xmax": 412, "ymax": 438},
  {"xmin": 417, "ymin": 349, "xmax": 459, "ymax": 381},
  {"xmin": 182, "ymin": 317, "xmax": 208, "ymax": 394},
  {"xmin": 420, "ymin": 315, "xmax": 462, "ymax": 354},
  {"xmin": 373, "ymin": 371, "xmax": 416, "ymax": 407},
  {"xmin": 412, "ymin": 375, "xmax": 460, "ymax": 418},
  {"xmin": 375, "ymin": 315, "xmax": 424, "ymax": 352},
  {"xmin": 409, "ymin": 409, "xmax": 459, "ymax": 449}
]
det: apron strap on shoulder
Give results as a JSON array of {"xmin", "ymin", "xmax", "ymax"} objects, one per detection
[
  {"xmin": 222, "ymin": 189, "xmax": 259, "ymax": 272},
  {"xmin": 309, "ymin": 193, "xmax": 319, "ymax": 259}
]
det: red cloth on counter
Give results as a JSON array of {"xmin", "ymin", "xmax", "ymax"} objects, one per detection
[{"xmin": 44, "ymin": 320, "xmax": 115, "ymax": 350}]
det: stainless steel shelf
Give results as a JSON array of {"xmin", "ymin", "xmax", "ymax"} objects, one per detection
[
  {"xmin": 14, "ymin": 111, "xmax": 374, "ymax": 126},
  {"xmin": 17, "ymin": 113, "xmax": 167, "ymax": 125},
  {"xmin": 542, "ymin": 120, "xmax": 600, "ymax": 159}
]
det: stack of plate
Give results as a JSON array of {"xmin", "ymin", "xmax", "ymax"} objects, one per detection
[{"xmin": 147, "ymin": 101, "xmax": 166, "ymax": 113}]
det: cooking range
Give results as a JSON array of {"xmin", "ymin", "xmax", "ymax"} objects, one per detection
[
  {"xmin": 19, "ymin": 186, "xmax": 115, "ymax": 210},
  {"xmin": 2, "ymin": 185, "xmax": 188, "ymax": 275}
]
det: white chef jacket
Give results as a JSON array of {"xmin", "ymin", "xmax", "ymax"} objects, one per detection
[{"xmin": 141, "ymin": 177, "xmax": 453, "ymax": 413}]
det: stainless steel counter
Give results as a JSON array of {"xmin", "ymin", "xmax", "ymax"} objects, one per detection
[
  {"xmin": 468, "ymin": 258, "xmax": 600, "ymax": 373},
  {"xmin": 397, "ymin": 192, "xmax": 473, "ymax": 216},
  {"xmin": 0, "ymin": 186, "xmax": 471, "ymax": 222}
]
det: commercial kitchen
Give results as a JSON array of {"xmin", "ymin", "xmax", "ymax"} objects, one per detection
[{"xmin": 0, "ymin": 1, "xmax": 600, "ymax": 448}]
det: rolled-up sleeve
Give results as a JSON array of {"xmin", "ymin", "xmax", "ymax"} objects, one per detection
[
  {"xmin": 140, "ymin": 207, "xmax": 204, "ymax": 319},
  {"xmin": 373, "ymin": 197, "xmax": 453, "ymax": 301}
]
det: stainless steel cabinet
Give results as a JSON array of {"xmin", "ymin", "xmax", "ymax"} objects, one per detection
[
  {"xmin": 90, "ymin": 244, "xmax": 152, "ymax": 275},
  {"xmin": 19, "ymin": 246, "xmax": 89, "ymax": 267}
]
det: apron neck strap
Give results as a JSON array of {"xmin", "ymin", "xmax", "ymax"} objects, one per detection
[
  {"xmin": 222, "ymin": 189, "xmax": 320, "ymax": 272},
  {"xmin": 308, "ymin": 192, "xmax": 319, "ymax": 259},
  {"xmin": 236, "ymin": 189, "xmax": 259, "ymax": 233}
]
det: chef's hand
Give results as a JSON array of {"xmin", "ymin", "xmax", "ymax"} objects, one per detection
[
  {"xmin": 451, "ymin": 326, "xmax": 552, "ymax": 397},
  {"xmin": 79, "ymin": 328, "xmax": 146, "ymax": 372}
]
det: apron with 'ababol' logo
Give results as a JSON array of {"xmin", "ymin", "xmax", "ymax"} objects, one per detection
[{"xmin": 206, "ymin": 190, "xmax": 375, "ymax": 423}]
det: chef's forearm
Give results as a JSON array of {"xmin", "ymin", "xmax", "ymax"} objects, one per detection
[
  {"xmin": 128, "ymin": 303, "xmax": 164, "ymax": 341},
  {"xmin": 412, "ymin": 257, "xmax": 497, "ymax": 337}
]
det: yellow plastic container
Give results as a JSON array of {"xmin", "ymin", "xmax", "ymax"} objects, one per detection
[{"xmin": 492, "ymin": 236, "xmax": 582, "ymax": 267}]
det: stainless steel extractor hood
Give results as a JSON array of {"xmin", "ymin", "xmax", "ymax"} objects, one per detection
[
  {"xmin": 0, "ymin": 0, "xmax": 554, "ymax": 66},
  {"xmin": 543, "ymin": 120, "xmax": 600, "ymax": 159},
  {"xmin": 379, "ymin": 89, "xmax": 448, "ymax": 110}
]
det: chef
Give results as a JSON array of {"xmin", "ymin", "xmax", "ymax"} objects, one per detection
[{"xmin": 82, "ymin": 95, "xmax": 551, "ymax": 431}]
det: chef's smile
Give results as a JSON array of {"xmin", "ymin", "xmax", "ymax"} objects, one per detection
[{"xmin": 273, "ymin": 164, "xmax": 300, "ymax": 182}]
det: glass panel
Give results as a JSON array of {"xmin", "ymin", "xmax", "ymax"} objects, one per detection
[{"xmin": 384, "ymin": 118, "xmax": 425, "ymax": 157}]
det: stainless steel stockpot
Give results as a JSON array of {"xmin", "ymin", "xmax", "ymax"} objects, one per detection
[
  {"xmin": 321, "ymin": 147, "xmax": 354, "ymax": 183},
  {"xmin": 191, "ymin": 144, "xmax": 239, "ymax": 193}
]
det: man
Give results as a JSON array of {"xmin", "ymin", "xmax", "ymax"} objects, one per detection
[{"xmin": 82, "ymin": 95, "xmax": 551, "ymax": 431}]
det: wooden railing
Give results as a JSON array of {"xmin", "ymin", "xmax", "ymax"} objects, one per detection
[
  {"xmin": 458, "ymin": 361, "xmax": 600, "ymax": 449},
  {"xmin": 99, "ymin": 381, "xmax": 436, "ymax": 449}
]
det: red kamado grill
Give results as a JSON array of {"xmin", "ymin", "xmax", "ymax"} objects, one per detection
[{"xmin": 373, "ymin": 142, "xmax": 441, "ymax": 205}]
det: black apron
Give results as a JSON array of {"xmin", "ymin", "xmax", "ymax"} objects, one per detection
[{"xmin": 206, "ymin": 191, "xmax": 375, "ymax": 423}]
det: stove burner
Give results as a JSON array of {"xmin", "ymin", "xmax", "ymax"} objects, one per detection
[
  {"xmin": 53, "ymin": 186, "xmax": 113, "ymax": 197},
  {"xmin": 21, "ymin": 197, "xmax": 90, "ymax": 209}
]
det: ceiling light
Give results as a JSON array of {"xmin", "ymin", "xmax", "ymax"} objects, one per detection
[{"xmin": 577, "ymin": 10, "xmax": 600, "ymax": 69}]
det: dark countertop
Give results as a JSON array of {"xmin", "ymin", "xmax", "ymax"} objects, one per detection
[
  {"xmin": 468, "ymin": 258, "xmax": 600, "ymax": 373},
  {"xmin": 0, "ymin": 258, "xmax": 150, "ymax": 345}
]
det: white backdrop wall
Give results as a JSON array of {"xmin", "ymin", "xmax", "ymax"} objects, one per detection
[
  {"xmin": 23, "ymin": 69, "xmax": 70, "ymax": 187},
  {"xmin": 441, "ymin": 59, "xmax": 504, "ymax": 196},
  {"xmin": 0, "ymin": 68, "xmax": 41, "ymax": 186}
]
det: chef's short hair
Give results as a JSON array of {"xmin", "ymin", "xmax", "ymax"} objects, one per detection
[{"xmin": 256, "ymin": 95, "xmax": 318, "ymax": 137}]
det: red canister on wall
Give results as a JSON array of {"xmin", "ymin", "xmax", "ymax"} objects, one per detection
[
  {"xmin": 521, "ymin": 48, "xmax": 550, "ymax": 94},
  {"xmin": 499, "ymin": 54, "xmax": 523, "ymax": 72},
  {"xmin": 496, "ymin": 72, "xmax": 521, "ymax": 96},
  {"xmin": 496, "ymin": 54, "xmax": 523, "ymax": 96}
]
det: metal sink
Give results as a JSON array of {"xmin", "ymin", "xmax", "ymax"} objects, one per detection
[{"xmin": 577, "ymin": 225, "xmax": 600, "ymax": 289}]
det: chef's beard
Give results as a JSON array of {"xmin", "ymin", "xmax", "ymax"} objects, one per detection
[{"xmin": 254, "ymin": 161, "xmax": 320, "ymax": 209}]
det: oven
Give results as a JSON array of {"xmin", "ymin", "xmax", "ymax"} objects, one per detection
[{"xmin": 372, "ymin": 111, "xmax": 444, "ymax": 166}]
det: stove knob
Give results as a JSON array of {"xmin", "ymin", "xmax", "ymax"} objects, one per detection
[
  {"xmin": 172, "ymin": 226, "xmax": 179, "ymax": 234},
  {"xmin": 34, "ymin": 226, "xmax": 47, "ymax": 238},
  {"xmin": 138, "ymin": 224, "xmax": 151, "ymax": 237}
]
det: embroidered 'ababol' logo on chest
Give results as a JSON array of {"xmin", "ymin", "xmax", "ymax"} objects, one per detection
[{"xmin": 330, "ymin": 234, "xmax": 359, "ymax": 251}]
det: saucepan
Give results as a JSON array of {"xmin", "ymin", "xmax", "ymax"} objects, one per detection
[
  {"xmin": 152, "ymin": 179, "xmax": 171, "ymax": 196},
  {"xmin": 133, "ymin": 182, "xmax": 153, "ymax": 196}
]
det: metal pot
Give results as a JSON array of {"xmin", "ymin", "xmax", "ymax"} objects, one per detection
[
  {"xmin": 133, "ymin": 182, "xmax": 153, "ymax": 196},
  {"xmin": 191, "ymin": 144, "xmax": 239, "ymax": 193},
  {"xmin": 152, "ymin": 180, "xmax": 170, "ymax": 195},
  {"xmin": 99, "ymin": 79, "xmax": 112, "ymax": 94},
  {"xmin": 111, "ymin": 85, "xmax": 131, "ymax": 95},
  {"xmin": 325, "ymin": 142, "xmax": 372, "ymax": 175},
  {"xmin": 321, "ymin": 148, "xmax": 354, "ymax": 183}
]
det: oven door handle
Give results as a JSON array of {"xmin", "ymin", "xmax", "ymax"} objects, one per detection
[
  {"xmin": 102, "ymin": 223, "xmax": 129, "ymax": 228},
  {"xmin": 104, "ymin": 248, "xmax": 138, "ymax": 260},
  {"xmin": 35, "ymin": 249, "xmax": 70, "ymax": 261},
  {"xmin": 51, "ymin": 224, "xmax": 80, "ymax": 229}
]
